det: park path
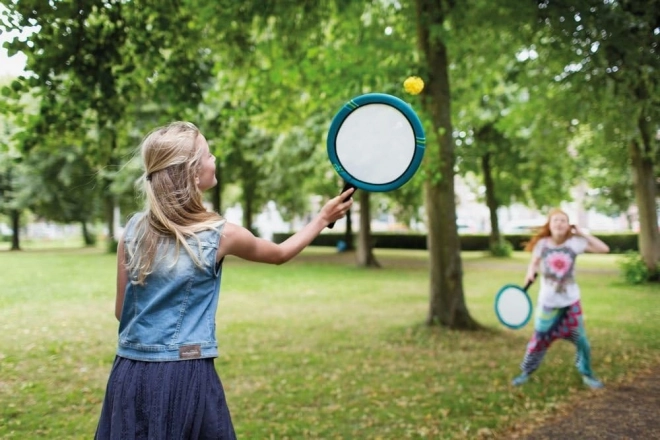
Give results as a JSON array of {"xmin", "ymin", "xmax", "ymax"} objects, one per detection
[{"xmin": 507, "ymin": 365, "xmax": 660, "ymax": 440}]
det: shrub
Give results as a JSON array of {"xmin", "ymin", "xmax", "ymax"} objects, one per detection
[
  {"xmin": 618, "ymin": 251, "xmax": 658, "ymax": 285},
  {"xmin": 489, "ymin": 240, "xmax": 513, "ymax": 257},
  {"xmin": 106, "ymin": 239, "xmax": 119, "ymax": 254},
  {"xmin": 271, "ymin": 232, "xmax": 639, "ymax": 254}
]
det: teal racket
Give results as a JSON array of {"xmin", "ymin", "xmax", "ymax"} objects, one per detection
[
  {"xmin": 326, "ymin": 93, "xmax": 426, "ymax": 228},
  {"xmin": 494, "ymin": 275, "xmax": 536, "ymax": 330}
]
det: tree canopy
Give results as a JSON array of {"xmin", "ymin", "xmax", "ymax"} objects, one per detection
[{"xmin": 1, "ymin": 0, "xmax": 657, "ymax": 319}]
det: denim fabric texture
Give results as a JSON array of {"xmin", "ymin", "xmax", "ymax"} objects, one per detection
[{"xmin": 117, "ymin": 214, "xmax": 225, "ymax": 361}]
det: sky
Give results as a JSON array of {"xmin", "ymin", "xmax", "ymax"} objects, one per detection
[
  {"xmin": 0, "ymin": 4, "xmax": 30, "ymax": 78},
  {"xmin": 0, "ymin": 45, "xmax": 26, "ymax": 77}
]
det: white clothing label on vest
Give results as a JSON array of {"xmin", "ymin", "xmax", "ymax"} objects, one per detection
[{"xmin": 179, "ymin": 345, "xmax": 202, "ymax": 359}]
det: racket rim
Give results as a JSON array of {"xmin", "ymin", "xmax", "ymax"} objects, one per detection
[
  {"xmin": 494, "ymin": 283, "xmax": 533, "ymax": 330},
  {"xmin": 327, "ymin": 93, "xmax": 426, "ymax": 192}
]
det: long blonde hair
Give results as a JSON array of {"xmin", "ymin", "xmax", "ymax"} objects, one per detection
[
  {"xmin": 524, "ymin": 208, "xmax": 574, "ymax": 251},
  {"xmin": 127, "ymin": 121, "xmax": 224, "ymax": 284}
]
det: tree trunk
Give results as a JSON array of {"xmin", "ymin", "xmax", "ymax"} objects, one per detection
[
  {"xmin": 104, "ymin": 192, "xmax": 116, "ymax": 252},
  {"xmin": 213, "ymin": 163, "xmax": 222, "ymax": 214},
  {"xmin": 415, "ymin": 0, "xmax": 480, "ymax": 329},
  {"xmin": 10, "ymin": 209, "xmax": 20, "ymax": 251},
  {"xmin": 344, "ymin": 206, "xmax": 354, "ymax": 251},
  {"xmin": 356, "ymin": 191, "xmax": 380, "ymax": 267},
  {"xmin": 104, "ymin": 128, "xmax": 118, "ymax": 253},
  {"xmin": 630, "ymin": 115, "xmax": 660, "ymax": 278},
  {"xmin": 243, "ymin": 182, "xmax": 255, "ymax": 234},
  {"xmin": 81, "ymin": 221, "xmax": 95, "ymax": 246},
  {"xmin": 243, "ymin": 198, "xmax": 252, "ymax": 233},
  {"xmin": 482, "ymin": 152, "xmax": 501, "ymax": 247}
]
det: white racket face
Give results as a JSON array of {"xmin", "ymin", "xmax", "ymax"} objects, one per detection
[
  {"xmin": 495, "ymin": 286, "xmax": 532, "ymax": 329},
  {"xmin": 335, "ymin": 103, "xmax": 416, "ymax": 185}
]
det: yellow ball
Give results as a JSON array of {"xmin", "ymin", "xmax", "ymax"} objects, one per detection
[{"xmin": 403, "ymin": 76, "xmax": 424, "ymax": 95}]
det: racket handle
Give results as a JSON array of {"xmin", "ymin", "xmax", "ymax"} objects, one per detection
[
  {"xmin": 523, "ymin": 272, "xmax": 538, "ymax": 291},
  {"xmin": 327, "ymin": 182, "xmax": 356, "ymax": 229}
]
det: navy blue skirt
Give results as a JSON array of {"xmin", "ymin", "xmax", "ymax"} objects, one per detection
[{"xmin": 95, "ymin": 356, "xmax": 236, "ymax": 440}]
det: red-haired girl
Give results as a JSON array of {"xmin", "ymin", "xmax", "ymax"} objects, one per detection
[{"xmin": 512, "ymin": 208, "xmax": 610, "ymax": 389}]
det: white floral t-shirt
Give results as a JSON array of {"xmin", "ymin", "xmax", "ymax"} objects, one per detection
[{"xmin": 533, "ymin": 236, "xmax": 588, "ymax": 308}]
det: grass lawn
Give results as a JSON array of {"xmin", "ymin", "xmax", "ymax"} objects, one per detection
[{"xmin": 0, "ymin": 245, "xmax": 658, "ymax": 439}]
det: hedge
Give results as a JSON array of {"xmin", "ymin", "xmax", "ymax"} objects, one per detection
[{"xmin": 272, "ymin": 232, "xmax": 639, "ymax": 254}]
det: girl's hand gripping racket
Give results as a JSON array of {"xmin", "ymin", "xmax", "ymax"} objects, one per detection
[
  {"xmin": 494, "ymin": 273, "xmax": 537, "ymax": 330},
  {"xmin": 326, "ymin": 93, "xmax": 426, "ymax": 229}
]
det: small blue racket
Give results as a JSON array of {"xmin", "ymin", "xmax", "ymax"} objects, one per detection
[
  {"xmin": 494, "ymin": 275, "xmax": 536, "ymax": 330},
  {"xmin": 326, "ymin": 93, "xmax": 426, "ymax": 228}
]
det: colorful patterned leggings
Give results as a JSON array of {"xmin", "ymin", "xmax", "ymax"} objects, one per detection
[{"xmin": 519, "ymin": 300, "xmax": 594, "ymax": 377}]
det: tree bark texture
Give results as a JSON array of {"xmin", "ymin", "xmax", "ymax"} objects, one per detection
[
  {"xmin": 629, "ymin": 114, "xmax": 660, "ymax": 277},
  {"xmin": 415, "ymin": 0, "xmax": 480, "ymax": 329}
]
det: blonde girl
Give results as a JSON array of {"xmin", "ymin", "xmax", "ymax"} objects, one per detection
[{"xmin": 95, "ymin": 122, "xmax": 354, "ymax": 439}]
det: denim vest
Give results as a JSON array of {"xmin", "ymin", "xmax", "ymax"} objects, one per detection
[{"xmin": 117, "ymin": 213, "xmax": 225, "ymax": 362}]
